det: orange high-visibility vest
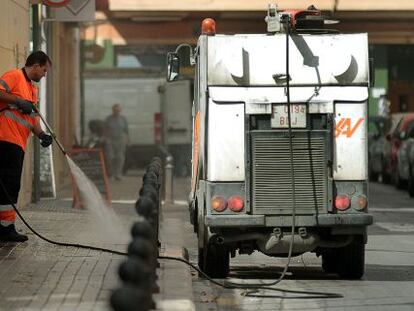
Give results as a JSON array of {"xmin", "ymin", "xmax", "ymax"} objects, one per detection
[{"xmin": 0, "ymin": 69, "xmax": 38, "ymax": 150}]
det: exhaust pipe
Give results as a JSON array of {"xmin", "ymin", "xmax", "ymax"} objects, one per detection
[
  {"xmin": 214, "ymin": 233, "xmax": 265, "ymax": 245},
  {"xmin": 216, "ymin": 236, "xmax": 225, "ymax": 244}
]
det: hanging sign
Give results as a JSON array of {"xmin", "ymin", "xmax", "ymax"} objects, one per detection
[
  {"xmin": 43, "ymin": 0, "xmax": 71, "ymax": 7},
  {"xmin": 53, "ymin": 0, "xmax": 95, "ymax": 22}
]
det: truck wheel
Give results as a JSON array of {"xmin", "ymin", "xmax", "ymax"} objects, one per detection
[
  {"xmin": 321, "ymin": 251, "xmax": 337, "ymax": 274},
  {"xmin": 199, "ymin": 243, "xmax": 230, "ymax": 278},
  {"xmin": 336, "ymin": 236, "xmax": 365, "ymax": 280}
]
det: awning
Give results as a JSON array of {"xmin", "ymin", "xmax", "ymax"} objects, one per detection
[{"xmin": 108, "ymin": 0, "xmax": 414, "ymax": 12}]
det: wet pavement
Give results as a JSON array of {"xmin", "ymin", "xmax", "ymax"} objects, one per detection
[
  {"xmin": 190, "ymin": 181, "xmax": 414, "ymax": 311},
  {"xmin": 2, "ymin": 172, "xmax": 413, "ymax": 311},
  {"xmin": 0, "ymin": 171, "xmax": 194, "ymax": 311}
]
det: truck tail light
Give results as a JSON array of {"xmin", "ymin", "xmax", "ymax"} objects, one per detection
[
  {"xmin": 227, "ymin": 196, "xmax": 244, "ymax": 212},
  {"xmin": 355, "ymin": 195, "xmax": 367, "ymax": 210},
  {"xmin": 334, "ymin": 195, "xmax": 350, "ymax": 211},
  {"xmin": 211, "ymin": 196, "xmax": 227, "ymax": 212}
]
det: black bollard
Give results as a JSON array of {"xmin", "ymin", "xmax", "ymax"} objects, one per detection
[
  {"xmin": 143, "ymin": 171, "xmax": 158, "ymax": 183},
  {"xmin": 139, "ymin": 184, "xmax": 158, "ymax": 204},
  {"xmin": 150, "ymin": 157, "xmax": 162, "ymax": 168},
  {"xmin": 118, "ymin": 258, "xmax": 152, "ymax": 287},
  {"xmin": 135, "ymin": 194, "xmax": 159, "ymax": 244},
  {"xmin": 143, "ymin": 176, "xmax": 159, "ymax": 191},
  {"xmin": 147, "ymin": 163, "xmax": 162, "ymax": 177},
  {"xmin": 128, "ymin": 237, "xmax": 156, "ymax": 265},
  {"xmin": 152, "ymin": 156, "xmax": 162, "ymax": 164},
  {"xmin": 131, "ymin": 218, "xmax": 160, "ymax": 268},
  {"xmin": 128, "ymin": 237, "xmax": 159, "ymax": 293},
  {"xmin": 135, "ymin": 196, "xmax": 156, "ymax": 219},
  {"xmin": 110, "ymin": 286, "xmax": 151, "ymax": 311},
  {"xmin": 131, "ymin": 220, "xmax": 154, "ymax": 241}
]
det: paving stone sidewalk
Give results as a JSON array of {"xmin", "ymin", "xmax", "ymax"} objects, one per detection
[{"xmin": 0, "ymin": 172, "xmax": 194, "ymax": 311}]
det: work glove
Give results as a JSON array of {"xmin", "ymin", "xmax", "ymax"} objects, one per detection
[
  {"xmin": 38, "ymin": 132, "xmax": 53, "ymax": 148},
  {"xmin": 14, "ymin": 98, "xmax": 34, "ymax": 115}
]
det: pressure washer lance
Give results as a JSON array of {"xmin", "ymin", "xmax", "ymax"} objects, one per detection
[{"xmin": 32, "ymin": 105, "xmax": 67, "ymax": 155}]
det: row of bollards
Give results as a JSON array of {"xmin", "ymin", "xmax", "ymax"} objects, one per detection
[{"xmin": 110, "ymin": 157, "xmax": 162, "ymax": 311}]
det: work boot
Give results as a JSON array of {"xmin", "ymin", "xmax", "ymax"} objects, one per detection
[{"xmin": 0, "ymin": 224, "xmax": 28, "ymax": 242}]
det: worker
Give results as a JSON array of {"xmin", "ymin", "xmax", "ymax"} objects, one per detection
[
  {"xmin": 0, "ymin": 51, "xmax": 53, "ymax": 242},
  {"xmin": 104, "ymin": 104, "xmax": 129, "ymax": 180}
]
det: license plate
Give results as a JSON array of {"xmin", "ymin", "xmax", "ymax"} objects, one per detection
[{"xmin": 271, "ymin": 104, "xmax": 307, "ymax": 128}]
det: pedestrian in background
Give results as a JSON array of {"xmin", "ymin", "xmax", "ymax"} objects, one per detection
[
  {"xmin": 0, "ymin": 51, "xmax": 53, "ymax": 242},
  {"xmin": 104, "ymin": 104, "xmax": 129, "ymax": 180},
  {"xmin": 378, "ymin": 94, "xmax": 391, "ymax": 117}
]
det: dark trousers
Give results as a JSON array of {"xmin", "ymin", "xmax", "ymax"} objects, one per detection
[{"xmin": 0, "ymin": 141, "xmax": 25, "ymax": 204}]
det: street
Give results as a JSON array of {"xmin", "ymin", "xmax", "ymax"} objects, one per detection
[
  {"xmin": 2, "ymin": 2, "xmax": 414, "ymax": 311},
  {"xmin": 183, "ymin": 182, "xmax": 414, "ymax": 311}
]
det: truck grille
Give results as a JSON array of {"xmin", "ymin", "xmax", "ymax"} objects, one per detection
[{"xmin": 251, "ymin": 131, "xmax": 328, "ymax": 214}]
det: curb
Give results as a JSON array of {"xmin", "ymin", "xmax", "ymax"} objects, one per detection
[{"xmin": 156, "ymin": 208, "xmax": 195, "ymax": 311}]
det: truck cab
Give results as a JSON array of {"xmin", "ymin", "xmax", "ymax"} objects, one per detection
[{"xmin": 167, "ymin": 6, "xmax": 373, "ymax": 279}]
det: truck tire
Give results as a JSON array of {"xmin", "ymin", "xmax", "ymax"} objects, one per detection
[
  {"xmin": 199, "ymin": 243, "xmax": 230, "ymax": 278},
  {"xmin": 321, "ymin": 251, "xmax": 337, "ymax": 274},
  {"xmin": 336, "ymin": 236, "xmax": 365, "ymax": 279}
]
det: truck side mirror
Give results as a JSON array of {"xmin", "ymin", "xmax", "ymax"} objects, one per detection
[{"xmin": 166, "ymin": 52, "xmax": 180, "ymax": 82}]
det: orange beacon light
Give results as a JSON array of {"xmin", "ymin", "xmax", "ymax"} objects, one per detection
[{"xmin": 201, "ymin": 18, "xmax": 216, "ymax": 35}]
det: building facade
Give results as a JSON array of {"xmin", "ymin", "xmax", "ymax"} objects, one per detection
[
  {"xmin": 90, "ymin": 0, "xmax": 414, "ymax": 117},
  {"xmin": 0, "ymin": 1, "xmax": 31, "ymax": 207}
]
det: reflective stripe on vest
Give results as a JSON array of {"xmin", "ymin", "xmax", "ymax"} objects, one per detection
[
  {"xmin": 0, "ymin": 205, "xmax": 13, "ymax": 211},
  {"xmin": 2, "ymin": 110, "xmax": 34, "ymax": 131},
  {"xmin": 0, "ymin": 79, "xmax": 11, "ymax": 93},
  {"xmin": 0, "ymin": 210, "xmax": 16, "ymax": 222}
]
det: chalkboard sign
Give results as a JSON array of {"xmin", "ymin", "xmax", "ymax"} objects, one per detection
[{"xmin": 69, "ymin": 148, "xmax": 111, "ymax": 208}]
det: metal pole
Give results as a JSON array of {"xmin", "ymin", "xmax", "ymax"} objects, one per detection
[
  {"xmin": 79, "ymin": 29, "xmax": 85, "ymax": 143},
  {"xmin": 164, "ymin": 156, "xmax": 174, "ymax": 203},
  {"xmin": 32, "ymin": 3, "xmax": 42, "ymax": 203}
]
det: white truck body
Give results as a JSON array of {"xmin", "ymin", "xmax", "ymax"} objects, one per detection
[
  {"xmin": 180, "ymin": 30, "xmax": 373, "ymax": 279},
  {"xmin": 197, "ymin": 34, "xmax": 370, "ymax": 186}
]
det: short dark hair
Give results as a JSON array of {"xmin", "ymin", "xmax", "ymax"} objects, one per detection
[{"xmin": 25, "ymin": 51, "xmax": 52, "ymax": 67}]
